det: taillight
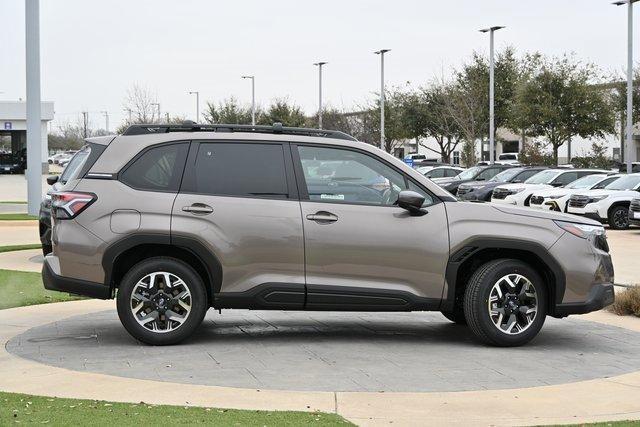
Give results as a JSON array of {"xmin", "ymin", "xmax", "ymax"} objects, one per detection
[{"xmin": 51, "ymin": 191, "xmax": 96, "ymax": 219}]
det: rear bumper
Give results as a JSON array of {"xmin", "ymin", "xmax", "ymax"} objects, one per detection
[
  {"xmin": 553, "ymin": 283, "xmax": 615, "ymax": 317},
  {"xmin": 43, "ymin": 257, "xmax": 112, "ymax": 299}
]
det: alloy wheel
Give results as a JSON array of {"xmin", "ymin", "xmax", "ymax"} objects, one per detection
[
  {"xmin": 487, "ymin": 274, "xmax": 538, "ymax": 335},
  {"xmin": 613, "ymin": 209, "xmax": 629, "ymax": 229},
  {"xmin": 130, "ymin": 272, "xmax": 192, "ymax": 333}
]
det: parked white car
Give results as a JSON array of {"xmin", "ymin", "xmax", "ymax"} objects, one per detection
[
  {"xmin": 497, "ymin": 152, "xmax": 520, "ymax": 164},
  {"xmin": 529, "ymin": 174, "xmax": 621, "ymax": 212},
  {"xmin": 491, "ymin": 169, "xmax": 606, "ymax": 207},
  {"xmin": 420, "ymin": 165, "xmax": 464, "ymax": 179},
  {"xmin": 567, "ymin": 173, "xmax": 640, "ymax": 229}
]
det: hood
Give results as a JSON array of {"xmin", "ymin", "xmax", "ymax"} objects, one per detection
[
  {"xmin": 574, "ymin": 189, "xmax": 636, "ymax": 197},
  {"xmin": 432, "ymin": 176, "xmax": 459, "ymax": 184},
  {"xmin": 494, "ymin": 183, "xmax": 552, "ymax": 191},
  {"xmin": 492, "ymin": 204, "xmax": 601, "ymax": 226},
  {"xmin": 531, "ymin": 187, "xmax": 573, "ymax": 197},
  {"xmin": 459, "ymin": 181, "xmax": 502, "ymax": 190}
]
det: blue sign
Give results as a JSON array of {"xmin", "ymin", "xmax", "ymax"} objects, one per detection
[
  {"xmin": 3, "ymin": 122, "xmax": 11, "ymax": 130},
  {"xmin": 403, "ymin": 158, "xmax": 414, "ymax": 167}
]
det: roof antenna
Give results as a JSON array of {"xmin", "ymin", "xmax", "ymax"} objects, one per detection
[
  {"xmin": 181, "ymin": 120, "xmax": 196, "ymax": 128},
  {"xmin": 273, "ymin": 122, "xmax": 283, "ymax": 133}
]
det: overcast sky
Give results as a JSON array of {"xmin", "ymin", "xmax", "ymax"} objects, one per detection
[{"xmin": 1, "ymin": 0, "xmax": 638, "ymax": 131}]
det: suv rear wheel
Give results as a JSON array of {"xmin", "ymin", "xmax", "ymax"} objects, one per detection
[
  {"xmin": 608, "ymin": 205, "xmax": 630, "ymax": 230},
  {"xmin": 116, "ymin": 257, "xmax": 208, "ymax": 345},
  {"xmin": 464, "ymin": 259, "xmax": 547, "ymax": 347}
]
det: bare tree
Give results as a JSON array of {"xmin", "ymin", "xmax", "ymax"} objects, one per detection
[{"xmin": 123, "ymin": 83, "xmax": 159, "ymax": 124}]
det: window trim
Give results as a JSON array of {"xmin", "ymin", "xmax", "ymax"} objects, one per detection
[
  {"xmin": 291, "ymin": 142, "xmax": 441, "ymax": 208},
  {"xmin": 118, "ymin": 141, "xmax": 190, "ymax": 193},
  {"xmin": 179, "ymin": 140, "xmax": 297, "ymax": 201}
]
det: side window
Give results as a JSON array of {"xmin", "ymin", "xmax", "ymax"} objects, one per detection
[
  {"xmin": 593, "ymin": 177, "xmax": 616, "ymax": 189},
  {"xmin": 429, "ymin": 169, "xmax": 446, "ymax": 178},
  {"xmin": 553, "ymin": 172, "xmax": 578, "ymax": 186},
  {"xmin": 445, "ymin": 168, "xmax": 459, "ymax": 177},
  {"xmin": 514, "ymin": 169, "xmax": 539, "ymax": 183},
  {"xmin": 120, "ymin": 143, "xmax": 188, "ymax": 192},
  {"xmin": 477, "ymin": 167, "xmax": 500, "ymax": 180},
  {"xmin": 191, "ymin": 143, "xmax": 289, "ymax": 198},
  {"xmin": 297, "ymin": 145, "xmax": 434, "ymax": 206}
]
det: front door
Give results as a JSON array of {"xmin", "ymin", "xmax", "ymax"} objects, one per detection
[
  {"xmin": 172, "ymin": 141, "xmax": 305, "ymax": 307},
  {"xmin": 293, "ymin": 144, "xmax": 449, "ymax": 310}
]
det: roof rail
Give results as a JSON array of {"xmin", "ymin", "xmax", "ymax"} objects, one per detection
[{"xmin": 122, "ymin": 121, "xmax": 357, "ymax": 141}]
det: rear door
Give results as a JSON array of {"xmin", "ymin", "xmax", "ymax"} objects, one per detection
[
  {"xmin": 172, "ymin": 141, "xmax": 305, "ymax": 305},
  {"xmin": 293, "ymin": 144, "xmax": 449, "ymax": 309}
]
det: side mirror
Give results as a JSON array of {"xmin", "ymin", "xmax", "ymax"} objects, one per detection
[
  {"xmin": 475, "ymin": 177, "xmax": 486, "ymax": 181},
  {"xmin": 550, "ymin": 182, "xmax": 563, "ymax": 187},
  {"xmin": 46, "ymin": 175, "xmax": 59, "ymax": 186},
  {"xmin": 397, "ymin": 190, "xmax": 427, "ymax": 216}
]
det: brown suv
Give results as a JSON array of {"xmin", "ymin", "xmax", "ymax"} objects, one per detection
[{"xmin": 43, "ymin": 123, "xmax": 615, "ymax": 347}]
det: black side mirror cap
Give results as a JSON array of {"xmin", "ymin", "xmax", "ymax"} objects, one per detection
[
  {"xmin": 46, "ymin": 175, "xmax": 59, "ymax": 186},
  {"xmin": 550, "ymin": 182, "xmax": 563, "ymax": 187},
  {"xmin": 397, "ymin": 190, "xmax": 427, "ymax": 216}
]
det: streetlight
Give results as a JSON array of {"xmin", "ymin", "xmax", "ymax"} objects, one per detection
[
  {"xmin": 613, "ymin": 0, "xmax": 638, "ymax": 174},
  {"xmin": 313, "ymin": 62, "xmax": 327, "ymax": 129},
  {"xmin": 100, "ymin": 110, "xmax": 109, "ymax": 133},
  {"xmin": 151, "ymin": 102, "xmax": 160, "ymax": 123},
  {"xmin": 188, "ymin": 91, "xmax": 200, "ymax": 122},
  {"xmin": 25, "ymin": 0, "xmax": 42, "ymax": 216},
  {"xmin": 374, "ymin": 49, "xmax": 391, "ymax": 151},
  {"xmin": 241, "ymin": 76, "xmax": 256, "ymax": 125},
  {"xmin": 479, "ymin": 26, "xmax": 505, "ymax": 165}
]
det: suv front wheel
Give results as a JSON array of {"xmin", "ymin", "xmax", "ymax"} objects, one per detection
[
  {"xmin": 464, "ymin": 259, "xmax": 547, "ymax": 347},
  {"xmin": 116, "ymin": 257, "xmax": 208, "ymax": 345}
]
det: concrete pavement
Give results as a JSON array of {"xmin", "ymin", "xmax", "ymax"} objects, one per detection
[{"xmin": 1, "ymin": 301, "xmax": 640, "ymax": 426}]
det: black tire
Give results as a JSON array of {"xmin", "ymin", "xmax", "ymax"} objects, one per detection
[
  {"xmin": 441, "ymin": 308, "xmax": 467, "ymax": 325},
  {"xmin": 41, "ymin": 244, "xmax": 52, "ymax": 256},
  {"xmin": 464, "ymin": 259, "xmax": 547, "ymax": 347},
  {"xmin": 116, "ymin": 257, "xmax": 208, "ymax": 345},
  {"xmin": 608, "ymin": 205, "xmax": 630, "ymax": 230}
]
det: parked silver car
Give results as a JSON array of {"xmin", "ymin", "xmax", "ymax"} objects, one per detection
[{"xmin": 43, "ymin": 123, "xmax": 614, "ymax": 347}]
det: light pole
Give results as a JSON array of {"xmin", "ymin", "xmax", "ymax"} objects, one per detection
[
  {"xmin": 151, "ymin": 103, "xmax": 160, "ymax": 123},
  {"xmin": 314, "ymin": 62, "xmax": 327, "ymax": 129},
  {"xmin": 241, "ymin": 76, "xmax": 256, "ymax": 125},
  {"xmin": 188, "ymin": 91, "xmax": 200, "ymax": 122},
  {"xmin": 375, "ymin": 49, "xmax": 391, "ymax": 151},
  {"xmin": 480, "ymin": 26, "xmax": 505, "ymax": 165},
  {"xmin": 25, "ymin": 0, "xmax": 42, "ymax": 216},
  {"xmin": 613, "ymin": 0, "xmax": 638, "ymax": 173},
  {"xmin": 101, "ymin": 111, "xmax": 109, "ymax": 133}
]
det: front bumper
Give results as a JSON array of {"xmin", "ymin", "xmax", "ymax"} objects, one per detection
[
  {"xmin": 553, "ymin": 283, "xmax": 615, "ymax": 316},
  {"xmin": 43, "ymin": 256, "xmax": 112, "ymax": 299}
]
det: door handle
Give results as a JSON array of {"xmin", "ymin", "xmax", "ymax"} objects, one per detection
[
  {"xmin": 182, "ymin": 203, "xmax": 213, "ymax": 215},
  {"xmin": 306, "ymin": 211, "xmax": 338, "ymax": 223}
]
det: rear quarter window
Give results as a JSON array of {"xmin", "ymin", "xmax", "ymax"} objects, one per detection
[{"xmin": 119, "ymin": 142, "xmax": 189, "ymax": 192}]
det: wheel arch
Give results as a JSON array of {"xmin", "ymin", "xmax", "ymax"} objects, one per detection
[
  {"xmin": 103, "ymin": 233, "xmax": 222, "ymax": 305},
  {"xmin": 443, "ymin": 238, "xmax": 565, "ymax": 317},
  {"xmin": 607, "ymin": 200, "xmax": 630, "ymax": 217}
]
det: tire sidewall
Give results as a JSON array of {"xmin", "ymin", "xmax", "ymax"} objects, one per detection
[
  {"xmin": 469, "ymin": 260, "xmax": 547, "ymax": 347},
  {"xmin": 116, "ymin": 257, "xmax": 208, "ymax": 345},
  {"xmin": 609, "ymin": 206, "xmax": 629, "ymax": 230}
]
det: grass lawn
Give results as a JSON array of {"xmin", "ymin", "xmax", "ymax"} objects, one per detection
[
  {"xmin": 0, "ymin": 201, "xmax": 27, "ymax": 204},
  {"xmin": 0, "ymin": 269, "xmax": 80, "ymax": 310},
  {"xmin": 0, "ymin": 392, "xmax": 352, "ymax": 426},
  {"xmin": 0, "ymin": 244, "xmax": 42, "ymax": 254},
  {"xmin": 0, "ymin": 213, "xmax": 38, "ymax": 221}
]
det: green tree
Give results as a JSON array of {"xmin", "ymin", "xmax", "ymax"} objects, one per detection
[
  {"xmin": 360, "ymin": 88, "xmax": 411, "ymax": 154},
  {"xmin": 203, "ymin": 97, "xmax": 253, "ymax": 124},
  {"xmin": 513, "ymin": 54, "xmax": 615, "ymax": 164},
  {"xmin": 571, "ymin": 141, "xmax": 612, "ymax": 169},
  {"xmin": 305, "ymin": 107, "xmax": 358, "ymax": 137},
  {"xmin": 518, "ymin": 140, "xmax": 556, "ymax": 166},
  {"xmin": 257, "ymin": 98, "xmax": 306, "ymax": 127}
]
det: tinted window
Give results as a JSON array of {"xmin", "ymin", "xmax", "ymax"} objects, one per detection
[
  {"xmin": 445, "ymin": 168, "xmax": 460, "ymax": 177},
  {"xmin": 514, "ymin": 169, "xmax": 542, "ymax": 183},
  {"xmin": 121, "ymin": 143, "xmax": 188, "ymax": 192},
  {"xmin": 192, "ymin": 143, "xmax": 288, "ymax": 198},
  {"xmin": 477, "ymin": 167, "xmax": 503, "ymax": 180},
  {"xmin": 298, "ymin": 145, "xmax": 434, "ymax": 206},
  {"xmin": 552, "ymin": 172, "xmax": 578, "ymax": 186},
  {"xmin": 428, "ymin": 168, "xmax": 446, "ymax": 178},
  {"xmin": 592, "ymin": 176, "xmax": 617, "ymax": 189}
]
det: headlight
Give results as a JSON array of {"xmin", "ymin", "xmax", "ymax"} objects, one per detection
[
  {"xmin": 589, "ymin": 195, "xmax": 609, "ymax": 203},
  {"xmin": 509, "ymin": 187, "xmax": 526, "ymax": 194},
  {"xmin": 547, "ymin": 194, "xmax": 564, "ymax": 199},
  {"xmin": 554, "ymin": 220, "xmax": 605, "ymax": 239}
]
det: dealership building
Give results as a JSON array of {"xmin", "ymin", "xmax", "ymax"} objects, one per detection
[{"xmin": 0, "ymin": 101, "xmax": 54, "ymax": 172}]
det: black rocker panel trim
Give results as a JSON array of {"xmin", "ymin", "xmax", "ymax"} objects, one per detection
[
  {"xmin": 214, "ymin": 283, "xmax": 305, "ymax": 310},
  {"xmin": 443, "ymin": 238, "xmax": 566, "ymax": 313}
]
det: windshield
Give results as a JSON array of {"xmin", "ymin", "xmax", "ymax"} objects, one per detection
[
  {"xmin": 457, "ymin": 166, "xmax": 482, "ymax": 180},
  {"xmin": 60, "ymin": 145, "xmax": 91, "ymax": 184},
  {"xmin": 565, "ymin": 174, "xmax": 606, "ymax": 189},
  {"xmin": 524, "ymin": 170, "xmax": 559, "ymax": 184},
  {"xmin": 604, "ymin": 175, "xmax": 640, "ymax": 190},
  {"xmin": 490, "ymin": 168, "xmax": 522, "ymax": 182}
]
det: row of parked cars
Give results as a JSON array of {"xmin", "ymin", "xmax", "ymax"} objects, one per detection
[{"xmin": 415, "ymin": 162, "xmax": 640, "ymax": 230}]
